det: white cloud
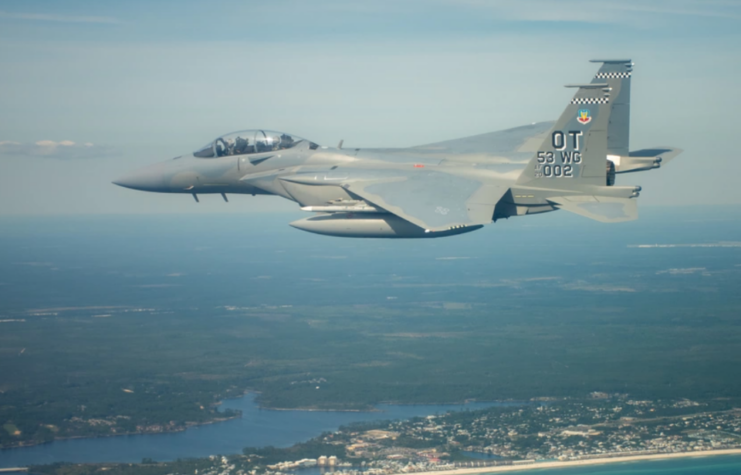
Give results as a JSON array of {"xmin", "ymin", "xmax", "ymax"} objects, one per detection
[
  {"xmin": 0, "ymin": 10, "xmax": 120, "ymax": 24},
  {"xmin": 0, "ymin": 140, "xmax": 119, "ymax": 159},
  {"xmin": 656, "ymin": 267, "xmax": 707, "ymax": 275},
  {"xmin": 562, "ymin": 281, "xmax": 636, "ymax": 292},
  {"xmin": 629, "ymin": 243, "xmax": 741, "ymax": 248}
]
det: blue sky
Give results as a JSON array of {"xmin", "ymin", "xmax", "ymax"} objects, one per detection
[{"xmin": 0, "ymin": 0, "xmax": 739, "ymax": 215}]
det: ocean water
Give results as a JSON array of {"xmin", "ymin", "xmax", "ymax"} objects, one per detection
[
  {"xmin": 516, "ymin": 454, "xmax": 741, "ymax": 474},
  {"xmin": 257, "ymin": 455, "xmax": 741, "ymax": 475}
]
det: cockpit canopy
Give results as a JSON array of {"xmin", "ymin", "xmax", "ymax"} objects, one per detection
[{"xmin": 193, "ymin": 130, "xmax": 317, "ymax": 158}]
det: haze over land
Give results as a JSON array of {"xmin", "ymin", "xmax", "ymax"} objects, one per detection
[{"xmin": 1, "ymin": 208, "xmax": 740, "ymax": 451}]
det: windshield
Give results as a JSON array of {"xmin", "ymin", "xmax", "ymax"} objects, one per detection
[{"xmin": 193, "ymin": 130, "xmax": 315, "ymax": 158}]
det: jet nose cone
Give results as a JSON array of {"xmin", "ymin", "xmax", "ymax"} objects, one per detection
[
  {"xmin": 113, "ymin": 164, "xmax": 168, "ymax": 192},
  {"xmin": 112, "ymin": 172, "xmax": 165, "ymax": 191}
]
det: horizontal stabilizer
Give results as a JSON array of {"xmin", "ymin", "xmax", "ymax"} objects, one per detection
[
  {"xmin": 547, "ymin": 195, "xmax": 637, "ymax": 223},
  {"xmin": 608, "ymin": 147, "xmax": 683, "ymax": 174},
  {"xmin": 630, "ymin": 147, "xmax": 682, "ymax": 161}
]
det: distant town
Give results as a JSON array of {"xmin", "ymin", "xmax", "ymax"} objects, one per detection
[{"xmin": 34, "ymin": 396, "xmax": 741, "ymax": 475}]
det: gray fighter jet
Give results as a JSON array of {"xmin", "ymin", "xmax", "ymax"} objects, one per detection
[{"xmin": 114, "ymin": 60, "xmax": 681, "ymax": 238}]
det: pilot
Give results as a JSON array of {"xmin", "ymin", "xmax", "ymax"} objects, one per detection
[
  {"xmin": 279, "ymin": 133, "xmax": 295, "ymax": 149},
  {"xmin": 215, "ymin": 138, "xmax": 227, "ymax": 157},
  {"xmin": 255, "ymin": 137, "xmax": 269, "ymax": 153},
  {"xmin": 270, "ymin": 136, "xmax": 281, "ymax": 151},
  {"xmin": 234, "ymin": 136, "xmax": 249, "ymax": 155},
  {"xmin": 225, "ymin": 138, "xmax": 236, "ymax": 155}
]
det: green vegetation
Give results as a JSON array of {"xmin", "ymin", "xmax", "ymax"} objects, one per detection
[
  {"xmin": 30, "ymin": 459, "xmax": 223, "ymax": 475},
  {"xmin": 2, "ymin": 294, "xmax": 741, "ymax": 448}
]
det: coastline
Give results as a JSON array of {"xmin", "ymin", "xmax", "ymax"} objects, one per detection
[
  {"xmin": 408, "ymin": 449, "xmax": 741, "ymax": 475},
  {"xmin": 0, "ymin": 393, "xmax": 504, "ymax": 450},
  {"xmin": 0, "ymin": 414, "xmax": 240, "ymax": 451}
]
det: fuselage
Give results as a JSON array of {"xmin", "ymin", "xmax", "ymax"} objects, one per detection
[
  {"xmin": 113, "ymin": 128, "xmax": 562, "ymax": 237},
  {"xmin": 114, "ymin": 142, "xmax": 530, "ymax": 197}
]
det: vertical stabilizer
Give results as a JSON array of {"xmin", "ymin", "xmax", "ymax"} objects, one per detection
[
  {"xmin": 516, "ymin": 83, "xmax": 613, "ymax": 188},
  {"xmin": 590, "ymin": 59, "xmax": 632, "ymax": 157}
]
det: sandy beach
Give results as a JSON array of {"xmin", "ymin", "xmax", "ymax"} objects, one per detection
[{"xmin": 408, "ymin": 449, "xmax": 741, "ymax": 475}]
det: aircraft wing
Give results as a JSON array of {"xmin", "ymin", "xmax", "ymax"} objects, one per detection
[
  {"xmin": 348, "ymin": 170, "xmax": 507, "ymax": 232},
  {"xmin": 610, "ymin": 147, "xmax": 683, "ymax": 174},
  {"xmin": 281, "ymin": 168, "xmax": 508, "ymax": 232}
]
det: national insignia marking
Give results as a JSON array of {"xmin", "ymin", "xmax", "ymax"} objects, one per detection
[{"xmin": 577, "ymin": 109, "xmax": 592, "ymax": 124}]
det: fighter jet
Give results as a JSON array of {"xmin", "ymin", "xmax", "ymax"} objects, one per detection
[{"xmin": 114, "ymin": 60, "xmax": 681, "ymax": 238}]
